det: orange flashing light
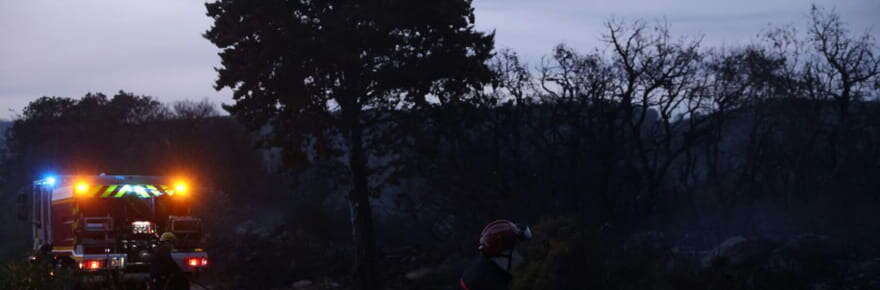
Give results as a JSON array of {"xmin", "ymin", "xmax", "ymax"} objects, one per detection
[
  {"xmin": 172, "ymin": 180, "xmax": 189, "ymax": 197},
  {"xmin": 75, "ymin": 181, "xmax": 91, "ymax": 197}
]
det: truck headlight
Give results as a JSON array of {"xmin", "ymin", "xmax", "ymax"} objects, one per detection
[{"xmin": 132, "ymin": 221, "xmax": 155, "ymax": 234}]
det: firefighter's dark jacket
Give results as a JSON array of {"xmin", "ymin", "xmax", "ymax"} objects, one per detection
[
  {"xmin": 460, "ymin": 255, "xmax": 511, "ymax": 290},
  {"xmin": 152, "ymin": 243, "xmax": 182, "ymax": 277}
]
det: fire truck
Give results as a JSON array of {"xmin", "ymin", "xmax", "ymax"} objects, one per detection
[{"xmin": 25, "ymin": 174, "xmax": 208, "ymax": 288}]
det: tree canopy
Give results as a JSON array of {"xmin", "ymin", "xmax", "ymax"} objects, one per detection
[{"xmin": 205, "ymin": 0, "xmax": 494, "ymax": 142}]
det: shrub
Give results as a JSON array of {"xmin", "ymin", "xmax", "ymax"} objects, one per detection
[{"xmin": 0, "ymin": 260, "xmax": 77, "ymax": 290}]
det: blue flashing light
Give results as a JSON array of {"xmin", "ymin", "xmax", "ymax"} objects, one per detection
[{"xmin": 44, "ymin": 176, "xmax": 57, "ymax": 186}]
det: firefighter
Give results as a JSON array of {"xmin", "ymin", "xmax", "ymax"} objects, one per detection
[
  {"xmin": 31, "ymin": 243, "xmax": 57, "ymax": 276},
  {"xmin": 33, "ymin": 243, "xmax": 54, "ymax": 264},
  {"xmin": 460, "ymin": 220, "xmax": 533, "ymax": 290},
  {"xmin": 152, "ymin": 232, "xmax": 189, "ymax": 290}
]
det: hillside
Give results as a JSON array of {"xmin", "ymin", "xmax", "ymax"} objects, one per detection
[{"xmin": 0, "ymin": 120, "xmax": 9, "ymax": 146}]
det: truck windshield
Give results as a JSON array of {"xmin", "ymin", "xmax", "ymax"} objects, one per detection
[{"xmin": 80, "ymin": 196, "xmax": 154, "ymax": 220}]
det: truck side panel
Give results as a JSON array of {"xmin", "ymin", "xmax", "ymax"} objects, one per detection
[{"xmin": 51, "ymin": 199, "xmax": 76, "ymax": 253}]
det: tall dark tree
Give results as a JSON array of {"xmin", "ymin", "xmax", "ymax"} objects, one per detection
[{"xmin": 203, "ymin": 1, "xmax": 494, "ymax": 288}]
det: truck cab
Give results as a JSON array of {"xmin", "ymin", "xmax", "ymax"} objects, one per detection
[{"xmin": 27, "ymin": 175, "xmax": 209, "ymax": 286}]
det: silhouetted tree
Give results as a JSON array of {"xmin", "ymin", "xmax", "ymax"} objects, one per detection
[
  {"xmin": 804, "ymin": 6, "xmax": 880, "ymax": 187},
  {"xmin": 203, "ymin": 1, "xmax": 494, "ymax": 288}
]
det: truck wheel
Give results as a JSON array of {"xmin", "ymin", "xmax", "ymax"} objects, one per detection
[
  {"xmin": 136, "ymin": 281, "xmax": 153, "ymax": 290},
  {"xmin": 61, "ymin": 281, "xmax": 83, "ymax": 290},
  {"xmin": 175, "ymin": 276, "xmax": 191, "ymax": 290}
]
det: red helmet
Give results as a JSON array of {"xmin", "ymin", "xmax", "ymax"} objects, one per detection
[{"xmin": 478, "ymin": 220, "xmax": 533, "ymax": 256}]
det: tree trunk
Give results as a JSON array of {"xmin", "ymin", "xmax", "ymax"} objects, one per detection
[{"xmin": 347, "ymin": 108, "xmax": 379, "ymax": 290}]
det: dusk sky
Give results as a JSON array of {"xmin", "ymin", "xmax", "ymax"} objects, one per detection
[{"xmin": 1, "ymin": 0, "xmax": 877, "ymax": 119}]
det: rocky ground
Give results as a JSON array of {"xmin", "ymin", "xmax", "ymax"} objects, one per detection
[
  {"xmin": 202, "ymin": 213, "xmax": 880, "ymax": 289},
  {"xmin": 625, "ymin": 232, "xmax": 880, "ymax": 289}
]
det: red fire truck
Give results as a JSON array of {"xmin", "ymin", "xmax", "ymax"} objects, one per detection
[{"xmin": 26, "ymin": 174, "xmax": 208, "ymax": 288}]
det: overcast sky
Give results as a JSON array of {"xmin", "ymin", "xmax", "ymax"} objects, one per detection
[{"xmin": 0, "ymin": 0, "xmax": 877, "ymax": 119}]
